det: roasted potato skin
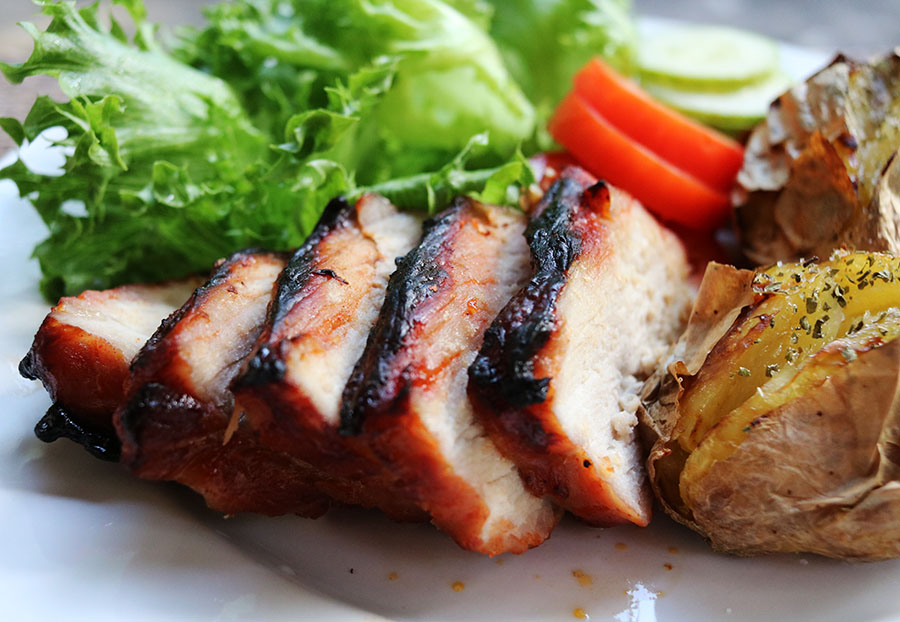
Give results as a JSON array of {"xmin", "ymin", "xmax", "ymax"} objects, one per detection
[
  {"xmin": 640, "ymin": 263, "xmax": 756, "ymax": 525},
  {"xmin": 733, "ymin": 52, "xmax": 900, "ymax": 265},
  {"xmin": 683, "ymin": 338, "xmax": 900, "ymax": 559},
  {"xmin": 640, "ymin": 257, "xmax": 900, "ymax": 560}
]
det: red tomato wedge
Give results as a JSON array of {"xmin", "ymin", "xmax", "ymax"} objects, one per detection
[
  {"xmin": 572, "ymin": 59, "xmax": 745, "ymax": 194},
  {"xmin": 549, "ymin": 92, "xmax": 731, "ymax": 229}
]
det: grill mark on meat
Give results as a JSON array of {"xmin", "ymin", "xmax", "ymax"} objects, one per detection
[
  {"xmin": 469, "ymin": 174, "xmax": 692, "ymax": 527},
  {"xmin": 237, "ymin": 199, "xmax": 353, "ymax": 390},
  {"xmin": 233, "ymin": 194, "xmax": 425, "ymax": 520},
  {"xmin": 115, "ymin": 250, "xmax": 329, "ymax": 518},
  {"xmin": 339, "ymin": 205, "xmax": 457, "ymax": 435},
  {"xmin": 340, "ymin": 198, "xmax": 560, "ymax": 555},
  {"xmin": 469, "ymin": 177, "xmax": 585, "ymax": 417}
]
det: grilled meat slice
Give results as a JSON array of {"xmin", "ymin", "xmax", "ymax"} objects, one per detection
[
  {"xmin": 234, "ymin": 194, "xmax": 425, "ymax": 521},
  {"xmin": 341, "ymin": 198, "xmax": 560, "ymax": 555},
  {"xmin": 19, "ymin": 279, "xmax": 201, "ymax": 459},
  {"xmin": 469, "ymin": 176, "xmax": 692, "ymax": 527},
  {"xmin": 115, "ymin": 250, "xmax": 329, "ymax": 517}
]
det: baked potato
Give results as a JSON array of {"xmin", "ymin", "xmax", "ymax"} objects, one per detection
[
  {"xmin": 640, "ymin": 251, "xmax": 900, "ymax": 560},
  {"xmin": 733, "ymin": 52, "xmax": 900, "ymax": 265}
]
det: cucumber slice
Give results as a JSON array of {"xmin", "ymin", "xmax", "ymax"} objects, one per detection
[
  {"xmin": 644, "ymin": 71, "xmax": 793, "ymax": 130},
  {"xmin": 639, "ymin": 25, "xmax": 779, "ymax": 91}
]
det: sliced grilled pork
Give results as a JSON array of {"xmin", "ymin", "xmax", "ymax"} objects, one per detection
[
  {"xmin": 114, "ymin": 250, "xmax": 329, "ymax": 517},
  {"xmin": 234, "ymin": 194, "xmax": 425, "ymax": 521},
  {"xmin": 469, "ymin": 176, "xmax": 692, "ymax": 527},
  {"xmin": 341, "ymin": 198, "xmax": 560, "ymax": 554},
  {"xmin": 19, "ymin": 279, "xmax": 201, "ymax": 459}
]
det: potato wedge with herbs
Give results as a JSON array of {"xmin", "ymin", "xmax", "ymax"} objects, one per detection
[{"xmin": 640, "ymin": 252, "xmax": 900, "ymax": 560}]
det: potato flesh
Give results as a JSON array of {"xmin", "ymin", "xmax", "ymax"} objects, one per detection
[
  {"xmin": 680, "ymin": 309, "xmax": 900, "ymax": 506},
  {"xmin": 674, "ymin": 252, "xmax": 900, "ymax": 454}
]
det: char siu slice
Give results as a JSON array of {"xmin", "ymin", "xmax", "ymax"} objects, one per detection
[
  {"xmin": 234, "ymin": 194, "xmax": 425, "ymax": 521},
  {"xmin": 469, "ymin": 176, "xmax": 692, "ymax": 527},
  {"xmin": 114, "ymin": 250, "xmax": 329, "ymax": 517},
  {"xmin": 19, "ymin": 279, "xmax": 200, "ymax": 460},
  {"xmin": 341, "ymin": 198, "xmax": 561, "ymax": 555},
  {"xmin": 20, "ymin": 279, "xmax": 201, "ymax": 459}
]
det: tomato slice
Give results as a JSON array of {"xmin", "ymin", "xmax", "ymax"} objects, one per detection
[
  {"xmin": 572, "ymin": 58, "xmax": 745, "ymax": 195},
  {"xmin": 549, "ymin": 92, "xmax": 730, "ymax": 230}
]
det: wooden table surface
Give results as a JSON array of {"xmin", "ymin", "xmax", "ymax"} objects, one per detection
[{"xmin": 1, "ymin": 0, "xmax": 897, "ymax": 154}]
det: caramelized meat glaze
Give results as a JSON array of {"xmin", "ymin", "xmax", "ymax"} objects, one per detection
[
  {"xmin": 341, "ymin": 198, "xmax": 560, "ymax": 554},
  {"xmin": 20, "ymin": 179, "xmax": 691, "ymax": 553},
  {"xmin": 114, "ymin": 250, "xmax": 329, "ymax": 517},
  {"xmin": 469, "ymin": 175, "xmax": 691, "ymax": 527},
  {"xmin": 20, "ymin": 279, "xmax": 201, "ymax": 459},
  {"xmin": 233, "ymin": 195, "xmax": 425, "ymax": 521}
]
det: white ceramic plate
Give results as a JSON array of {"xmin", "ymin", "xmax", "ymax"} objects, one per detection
[{"xmin": 2, "ymin": 20, "xmax": 898, "ymax": 622}]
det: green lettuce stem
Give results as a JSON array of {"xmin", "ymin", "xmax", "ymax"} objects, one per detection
[{"xmin": 357, "ymin": 166, "xmax": 498, "ymax": 210}]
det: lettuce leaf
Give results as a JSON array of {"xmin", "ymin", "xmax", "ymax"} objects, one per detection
[
  {"xmin": 2, "ymin": 0, "xmax": 539, "ymax": 300},
  {"xmin": 0, "ymin": 1, "xmax": 288, "ymax": 299},
  {"xmin": 358, "ymin": 133, "xmax": 535, "ymax": 210},
  {"xmin": 485, "ymin": 0, "xmax": 636, "ymax": 121},
  {"xmin": 180, "ymin": 0, "xmax": 536, "ymax": 179}
]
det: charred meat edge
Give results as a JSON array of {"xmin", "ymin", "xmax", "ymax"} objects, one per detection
[
  {"xmin": 341, "ymin": 197, "xmax": 559, "ymax": 554},
  {"xmin": 20, "ymin": 280, "xmax": 200, "ymax": 460},
  {"xmin": 115, "ymin": 250, "xmax": 329, "ymax": 517},
  {"xmin": 21, "ymin": 322, "xmax": 128, "ymax": 460},
  {"xmin": 469, "ymin": 177, "xmax": 653, "ymax": 526},
  {"xmin": 234, "ymin": 196, "xmax": 426, "ymax": 521},
  {"xmin": 338, "ymin": 200, "xmax": 458, "ymax": 436},
  {"xmin": 468, "ymin": 177, "xmax": 586, "ymax": 412}
]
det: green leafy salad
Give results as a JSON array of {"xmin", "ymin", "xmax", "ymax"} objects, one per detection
[{"xmin": 0, "ymin": 0, "xmax": 635, "ymax": 300}]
